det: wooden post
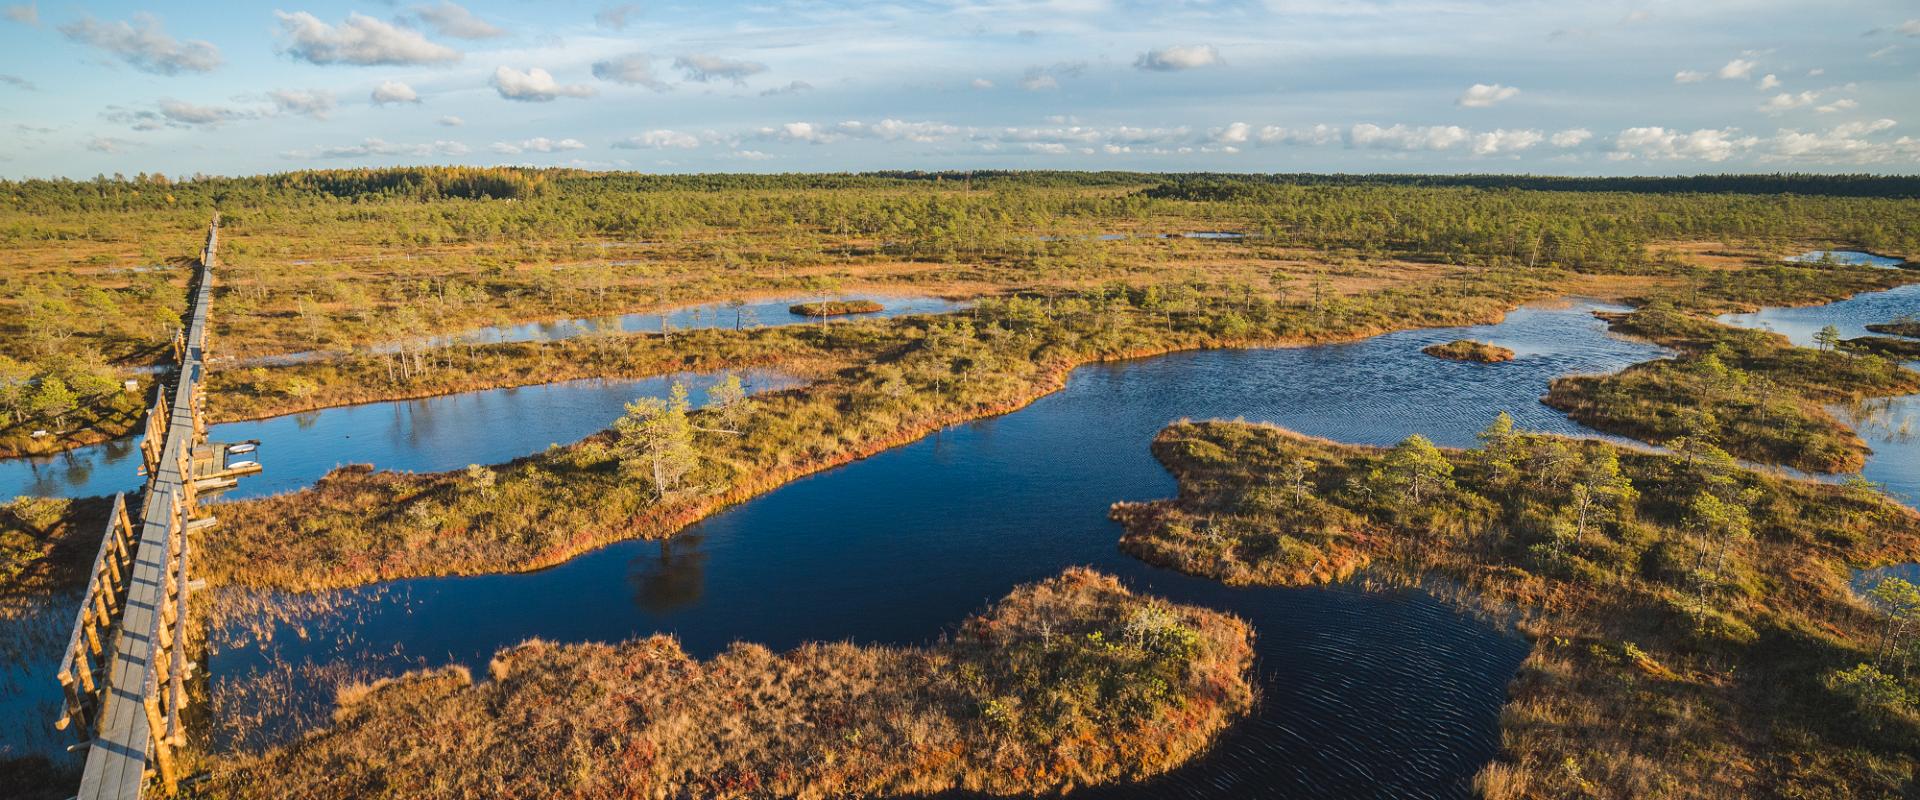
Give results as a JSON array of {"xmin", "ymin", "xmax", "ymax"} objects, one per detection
[
  {"xmin": 142, "ymin": 687, "xmax": 178, "ymax": 793},
  {"xmin": 57, "ymin": 668, "xmax": 88, "ymax": 734}
]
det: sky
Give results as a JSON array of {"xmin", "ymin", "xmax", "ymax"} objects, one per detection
[{"xmin": 1, "ymin": 0, "xmax": 1918, "ymax": 178}]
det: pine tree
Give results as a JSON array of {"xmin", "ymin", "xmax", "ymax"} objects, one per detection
[{"xmin": 615, "ymin": 383, "xmax": 698, "ymax": 499}]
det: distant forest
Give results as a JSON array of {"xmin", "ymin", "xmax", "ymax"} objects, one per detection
[
  {"xmin": 5, "ymin": 168, "xmax": 1919, "ymax": 213},
  {"xmin": 3, "ymin": 166, "xmax": 1917, "ymax": 275}
]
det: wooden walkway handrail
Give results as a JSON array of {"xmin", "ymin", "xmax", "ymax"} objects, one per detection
[
  {"xmin": 54, "ymin": 493, "xmax": 133, "ymax": 735},
  {"xmin": 72, "ymin": 215, "xmax": 226, "ymax": 800}
]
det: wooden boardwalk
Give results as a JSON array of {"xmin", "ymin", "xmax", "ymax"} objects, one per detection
[{"xmin": 61, "ymin": 217, "xmax": 228, "ymax": 800}]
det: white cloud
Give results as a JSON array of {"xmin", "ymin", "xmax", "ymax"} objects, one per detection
[
  {"xmin": 760, "ymin": 80, "xmax": 814, "ymax": 96},
  {"xmin": 1470, "ymin": 129, "xmax": 1544, "ymax": 155},
  {"xmin": 86, "ymin": 135, "xmax": 129, "ymax": 153},
  {"xmin": 60, "ymin": 13, "xmax": 221, "ymax": 75},
  {"xmin": 490, "ymin": 137, "xmax": 586, "ymax": 155},
  {"xmin": 674, "ymin": 54, "xmax": 767, "ymax": 84},
  {"xmin": 1867, "ymin": 45, "xmax": 1897, "ymax": 60},
  {"xmin": 1457, "ymin": 83, "xmax": 1520, "ymax": 108},
  {"xmin": 592, "ymin": 53, "xmax": 669, "ymax": 90},
  {"xmin": 372, "ymin": 80, "xmax": 421, "ymax": 105},
  {"xmin": 596, "ymin": 4, "xmax": 642, "ymax": 30},
  {"xmin": 1211, "ymin": 121, "xmax": 1251, "ymax": 144},
  {"xmin": 1757, "ymin": 73, "xmax": 1780, "ymax": 90},
  {"xmin": 1808, "ymin": 68, "xmax": 1825, "ymax": 76},
  {"xmin": 1019, "ymin": 63, "xmax": 1084, "ymax": 91},
  {"xmin": 1764, "ymin": 119, "xmax": 1914, "ymax": 163},
  {"xmin": 106, "ymin": 98, "xmax": 257, "ymax": 129},
  {"xmin": 1351, "ymin": 123, "xmax": 1471, "ymax": 151},
  {"xmin": 287, "ymin": 137, "xmax": 471, "ymax": 159},
  {"xmin": 1611, "ymin": 127, "xmax": 1755, "ymax": 161},
  {"xmin": 275, "ymin": 11, "xmax": 461, "ymax": 66},
  {"xmin": 727, "ymin": 149, "xmax": 775, "ymax": 161},
  {"xmin": 1900, "ymin": 19, "xmax": 1920, "ymax": 36},
  {"xmin": 269, "ymin": 88, "xmax": 336, "ymax": 119},
  {"xmin": 756, "ymin": 121, "xmax": 838, "ymax": 144},
  {"xmin": 1134, "ymin": 44, "xmax": 1219, "ymax": 71},
  {"xmin": 970, "ymin": 78, "xmax": 994, "ymax": 90},
  {"xmin": 4, "ymin": 4, "xmax": 37, "ymax": 26},
  {"xmin": 1760, "ymin": 90, "xmax": 1820, "ymax": 113},
  {"xmin": 1816, "ymin": 98, "xmax": 1858, "ymax": 113},
  {"xmin": 1550, "ymin": 128, "xmax": 1593, "ymax": 147},
  {"xmin": 1674, "ymin": 70, "xmax": 1707, "ymax": 84},
  {"xmin": 613, "ymin": 130, "xmax": 703, "ymax": 149},
  {"xmin": 839, "ymin": 119, "xmax": 961, "ymax": 142},
  {"xmin": 1717, "ymin": 58, "xmax": 1758, "ymax": 79},
  {"xmin": 437, "ymin": 115, "xmax": 464, "ymax": 127},
  {"xmin": 491, "ymin": 66, "xmax": 595, "ymax": 101},
  {"xmin": 1256, "ymin": 124, "xmax": 1342, "ymax": 146},
  {"xmin": 410, "ymin": 2, "xmax": 504, "ymax": 40}
]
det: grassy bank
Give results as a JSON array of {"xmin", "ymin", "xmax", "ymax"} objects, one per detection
[
  {"xmin": 1422, "ymin": 339, "xmax": 1515, "ymax": 363},
  {"xmin": 1845, "ymin": 336, "xmax": 1920, "ymax": 360},
  {"xmin": 1112, "ymin": 420, "xmax": 1920, "ymax": 797},
  {"xmin": 1543, "ymin": 302, "xmax": 1920, "ymax": 473},
  {"xmin": 1865, "ymin": 321, "xmax": 1920, "ymax": 338},
  {"xmin": 200, "ymin": 270, "xmax": 1560, "ymax": 591},
  {"xmin": 790, "ymin": 299, "xmax": 884, "ymax": 317},
  {"xmin": 204, "ymin": 568, "xmax": 1254, "ymax": 799}
]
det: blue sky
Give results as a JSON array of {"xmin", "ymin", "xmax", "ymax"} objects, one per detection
[{"xmin": 2, "ymin": 0, "xmax": 1918, "ymax": 177}]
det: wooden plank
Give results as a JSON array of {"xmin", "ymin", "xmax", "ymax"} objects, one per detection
[{"xmin": 77, "ymin": 217, "xmax": 218, "ymax": 800}]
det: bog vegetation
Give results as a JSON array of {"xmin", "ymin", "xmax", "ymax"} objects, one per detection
[
  {"xmin": 1112, "ymin": 419, "xmax": 1920, "ymax": 798},
  {"xmin": 1422, "ymin": 339, "xmax": 1515, "ymax": 363},
  {"xmin": 1544, "ymin": 303, "xmax": 1919, "ymax": 473},
  {"xmin": 5, "ymin": 170, "xmax": 1920, "ymax": 797},
  {"xmin": 207, "ymin": 569, "xmax": 1254, "ymax": 799},
  {"xmin": 5, "ymin": 168, "xmax": 1920, "ymax": 454}
]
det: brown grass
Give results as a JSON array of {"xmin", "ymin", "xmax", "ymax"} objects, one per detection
[
  {"xmin": 1422, "ymin": 339, "xmax": 1516, "ymax": 363},
  {"xmin": 204, "ymin": 569, "xmax": 1255, "ymax": 799},
  {"xmin": 1113, "ymin": 420, "xmax": 1920, "ymax": 798}
]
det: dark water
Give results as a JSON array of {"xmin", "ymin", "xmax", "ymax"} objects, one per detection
[
  {"xmin": 0, "ymin": 369, "xmax": 798, "ymax": 503},
  {"xmin": 1783, "ymin": 250, "xmax": 1908, "ymax": 268},
  {"xmin": 1718, "ymin": 283, "xmax": 1920, "ymax": 506},
  {"xmin": 208, "ymin": 301, "xmax": 1669, "ymax": 798},
  {"xmin": 233, "ymin": 294, "xmax": 968, "ymax": 367}
]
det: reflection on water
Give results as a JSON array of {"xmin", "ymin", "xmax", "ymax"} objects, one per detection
[
  {"xmin": 0, "ymin": 369, "xmax": 799, "ymax": 501},
  {"xmin": 234, "ymin": 294, "xmax": 969, "ymax": 368},
  {"xmin": 1784, "ymin": 250, "xmax": 1908, "ymax": 268},
  {"xmin": 630, "ymin": 534, "xmax": 711, "ymax": 614},
  {"xmin": 208, "ymin": 301, "xmax": 1668, "ymax": 798},
  {"xmin": 0, "ymin": 590, "xmax": 79, "ymax": 768},
  {"xmin": 1719, "ymin": 283, "xmax": 1920, "ymax": 348},
  {"xmin": 1718, "ymin": 283, "xmax": 1920, "ymax": 507}
]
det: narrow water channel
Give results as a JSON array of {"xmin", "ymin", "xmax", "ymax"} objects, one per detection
[
  {"xmin": 0, "ymin": 369, "xmax": 799, "ymax": 502},
  {"xmin": 206, "ymin": 300, "xmax": 1669, "ymax": 798},
  {"xmin": 1719, "ymin": 282, "xmax": 1920, "ymax": 506},
  {"xmin": 231, "ymin": 294, "xmax": 969, "ymax": 367}
]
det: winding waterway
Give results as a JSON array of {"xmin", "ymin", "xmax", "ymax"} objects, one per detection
[
  {"xmin": 204, "ymin": 300, "xmax": 1672, "ymax": 799},
  {"xmin": 1719, "ymin": 282, "xmax": 1920, "ymax": 506},
  {"xmin": 231, "ymin": 294, "xmax": 969, "ymax": 368},
  {"xmin": 12, "ymin": 283, "xmax": 1920, "ymax": 795},
  {"xmin": 0, "ymin": 370, "xmax": 799, "ymax": 502}
]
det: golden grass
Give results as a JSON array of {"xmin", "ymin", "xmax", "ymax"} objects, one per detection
[
  {"xmin": 1113, "ymin": 420, "xmax": 1920, "ymax": 798},
  {"xmin": 204, "ymin": 569, "xmax": 1255, "ymax": 799}
]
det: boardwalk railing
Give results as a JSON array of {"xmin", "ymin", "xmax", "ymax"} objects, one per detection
[
  {"xmin": 62, "ymin": 215, "xmax": 244, "ymax": 800},
  {"xmin": 53, "ymin": 493, "xmax": 136, "ymax": 737}
]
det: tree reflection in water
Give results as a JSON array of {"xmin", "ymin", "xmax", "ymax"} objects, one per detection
[{"xmin": 630, "ymin": 533, "xmax": 709, "ymax": 613}]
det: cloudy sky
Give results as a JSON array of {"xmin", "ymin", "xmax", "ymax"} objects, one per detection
[{"xmin": 2, "ymin": 0, "xmax": 1918, "ymax": 178}]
